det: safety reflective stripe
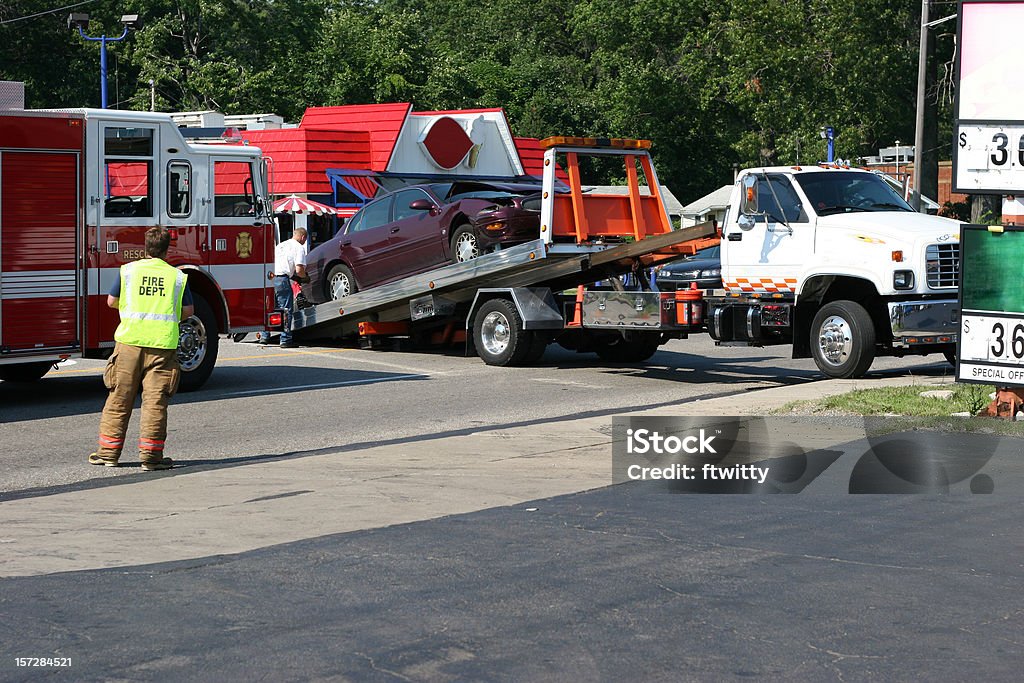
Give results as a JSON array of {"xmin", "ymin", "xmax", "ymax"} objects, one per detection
[
  {"xmin": 172, "ymin": 270, "xmax": 185, "ymax": 308},
  {"xmin": 121, "ymin": 311, "xmax": 179, "ymax": 322},
  {"xmin": 99, "ymin": 435, "xmax": 124, "ymax": 447},
  {"xmin": 122, "ymin": 265, "xmax": 135, "ymax": 310},
  {"xmin": 139, "ymin": 438, "xmax": 165, "ymax": 451}
]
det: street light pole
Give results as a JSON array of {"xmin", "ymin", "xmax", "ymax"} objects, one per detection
[
  {"xmin": 69, "ymin": 14, "xmax": 140, "ymax": 109},
  {"xmin": 77, "ymin": 26, "xmax": 129, "ymax": 108}
]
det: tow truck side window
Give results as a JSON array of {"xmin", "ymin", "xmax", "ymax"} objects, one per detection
[
  {"xmin": 103, "ymin": 127, "xmax": 154, "ymax": 219},
  {"xmin": 752, "ymin": 174, "xmax": 805, "ymax": 223}
]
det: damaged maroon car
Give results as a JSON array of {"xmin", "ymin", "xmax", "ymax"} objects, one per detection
[{"xmin": 303, "ymin": 181, "xmax": 544, "ymax": 303}]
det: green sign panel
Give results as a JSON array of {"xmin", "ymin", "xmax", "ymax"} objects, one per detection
[
  {"xmin": 959, "ymin": 224, "xmax": 1024, "ymax": 385},
  {"xmin": 961, "ymin": 226, "xmax": 1024, "ymax": 313}
]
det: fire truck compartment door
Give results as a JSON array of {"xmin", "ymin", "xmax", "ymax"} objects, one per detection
[{"xmin": 0, "ymin": 151, "xmax": 81, "ymax": 353}]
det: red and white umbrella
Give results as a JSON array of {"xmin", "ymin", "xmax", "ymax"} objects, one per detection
[{"xmin": 273, "ymin": 194, "xmax": 339, "ymax": 216}]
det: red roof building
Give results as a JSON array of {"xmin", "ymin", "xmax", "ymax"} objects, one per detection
[{"xmin": 235, "ymin": 103, "xmax": 554, "ymax": 207}]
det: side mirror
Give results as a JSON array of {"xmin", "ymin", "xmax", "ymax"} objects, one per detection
[
  {"xmin": 741, "ymin": 175, "xmax": 758, "ymax": 215},
  {"xmin": 409, "ymin": 198, "xmax": 436, "ymax": 212},
  {"xmin": 737, "ymin": 214, "xmax": 756, "ymax": 231}
]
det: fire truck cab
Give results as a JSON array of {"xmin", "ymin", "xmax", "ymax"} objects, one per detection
[{"xmin": 0, "ymin": 109, "xmax": 275, "ymax": 390}]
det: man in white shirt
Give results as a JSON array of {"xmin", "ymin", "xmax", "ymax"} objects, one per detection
[{"xmin": 272, "ymin": 227, "xmax": 308, "ymax": 348}]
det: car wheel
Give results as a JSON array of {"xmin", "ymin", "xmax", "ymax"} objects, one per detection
[
  {"xmin": 810, "ymin": 300, "xmax": 876, "ymax": 379},
  {"xmin": 326, "ymin": 264, "xmax": 357, "ymax": 301},
  {"xmin": 0, "ymin": 361, "xmax": 54, "ymax": 382},
  {"xmin": 451, "ymin": 224, "xmax": 481, "ymax": 263},
  {"xmin": 473, "ymin": 299, "xmax": 531, "ymax": 366},
  {"xmin": 178, "ymin": 292, "xmax": 219, "ymax": 392}
]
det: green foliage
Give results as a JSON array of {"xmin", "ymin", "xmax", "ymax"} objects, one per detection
[{"xmin": 0, "ymin": 0, "xmax": 954, "ymax": 200}]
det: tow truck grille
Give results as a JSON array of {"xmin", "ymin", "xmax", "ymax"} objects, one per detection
[{"xmin": 925, "ymin": 243, "xmax": 959, "ymax": 289}]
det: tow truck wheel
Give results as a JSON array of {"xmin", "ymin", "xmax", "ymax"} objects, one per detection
[
  {"xmin": 595, "ymin": 335, "xmax": 661, "ymax": 363},
  {"xmin": 451, "ymin": 225, "xmax": 481, "ymax": 263},
  {"xmin": 326, "ymin": 264, "xmax": 357, "ymax": 301},
  {"xmin": 0, "ymin": 361, "xmax": 53, "ymax": 382},
  {"xmin": 177, "ymin": 293, "xmax": 219, "ymax": 392},
  {"xmin": 810, "ymin": 300, "xmax": 876, "ymax": 379},
  {"xmin": 522, "ymin": 332, "xmax": 549, "ymax": 365},
  {"xmin": 473, "ymin": 298, "xmax": 530, "ymax": 366},
  {"xmin": 943, "ymin": 346, "xmax": 957, "ymax": 368}
]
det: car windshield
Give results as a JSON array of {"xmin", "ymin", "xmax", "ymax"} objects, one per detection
[
  {"xmin": 796, "ymin": 172, "xmax": 914, "ymax": 215},
  {"xmin": 446, "ymin": 182, "xmax": 538, "ymax": 203},
  {"xmin": 450, "ymin": 190, "xmax": 522, "ymax": 201}
]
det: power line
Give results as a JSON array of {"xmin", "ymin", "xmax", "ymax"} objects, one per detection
[{"xmin": 0, "ymin": 0, "xmax": 99, "ymax": 26}]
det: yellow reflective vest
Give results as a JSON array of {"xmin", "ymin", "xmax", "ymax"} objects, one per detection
[{"xmin": 114, "ymin": 258, "xmax": 187, "ymax": 349}]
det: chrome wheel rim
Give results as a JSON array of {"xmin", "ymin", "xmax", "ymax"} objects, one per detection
[
  {"xmin": 818, "ymin": 315, "xmax": 853, "ymax": 366},
  {"xmin": 480, "ymin": 311, "xmax": 511, "ymax": 356},
  {"xmin": 455, "ymin": 232, "xmax": 480, "ymax": 262},
  {"xmin": 329, "ymin": 272, "xmax": 352, "ymax": 300},
  {"xmin": 178, "ymin": 316, "xmax": 207, "ymax": 371}
]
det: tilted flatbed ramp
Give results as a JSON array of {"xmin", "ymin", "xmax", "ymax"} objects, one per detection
[{"xmin": 292, "ymin": 221, "xmax": 717, "ymax": 340}]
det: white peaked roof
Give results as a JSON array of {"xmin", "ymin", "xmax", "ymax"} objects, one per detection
[{"xmin": 680, "ymin": 185, "xmax": 733, "ymax": 217}]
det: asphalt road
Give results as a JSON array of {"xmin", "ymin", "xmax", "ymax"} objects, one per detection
[
  {"xmin": 3, "ymin": 338, "xmax": 1016, "ymax": 682},
  {"xmin": 2, "ymin": 485, "xmax": 1021, "ymax": 681},
  {"xmin": 0, "ymin": 335, "xmax": 952, "ymax": 494}
]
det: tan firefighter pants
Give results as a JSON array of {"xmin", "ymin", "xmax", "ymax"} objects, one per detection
[{"xmin": 96, "ymin": 342, "xmax": 181, "ymax": 463}]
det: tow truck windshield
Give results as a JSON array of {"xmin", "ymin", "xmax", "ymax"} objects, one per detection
[{"xmin": 796, "ymin": 172, "xmax": 914, "ymax": 216}]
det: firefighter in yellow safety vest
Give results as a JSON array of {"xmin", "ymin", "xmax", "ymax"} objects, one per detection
[{"xmin": 89, "ymin": 226, "xmax": 195, "ymax": 471}]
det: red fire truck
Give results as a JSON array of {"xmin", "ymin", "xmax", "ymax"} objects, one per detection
[{"xmin": 0, "ymin": 108, "xmax": 276, "ymax": 390}]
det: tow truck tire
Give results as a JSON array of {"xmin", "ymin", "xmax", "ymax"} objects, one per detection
[
  {"xmin": 473, "ymin": 298, "xmax": 530, "ymax": 366},
  {"xmin": 810, "ymin": 300, "xmax": 876, "ymax": 379},
  {"xmin": 595, "ymin": 335, "xmax": 661, "ymax": 363},
  {"xmin": 943, "ymin": 346, "xmax": 957, "ymax": 368},
  {"xmin": 0, "ymin": 361, "xmax": 53, "ymax": 382},
  {"xmin": 326, "ymin": 264, "xmax": 357, "ymax": 301},
  {"xmin": 522, "ymin": 332, "xmax": 549, "ymax": 365},
  {"xmin": 177, "ymin": 292, "xmax": 218, "ymax": 392},
  {"xmin": 451, "ymin": 224, "xmax": 481, "ymax": 263}
]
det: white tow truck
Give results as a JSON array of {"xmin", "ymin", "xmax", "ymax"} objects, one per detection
[{"xmin": 705, "ymin": 164, "xmax": 960, "ymax": 378}]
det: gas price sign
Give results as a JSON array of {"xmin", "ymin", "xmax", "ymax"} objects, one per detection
[
  {"xmin": 957, "ymin": 225, "xmax": 1024, "ymax": 386},
  {"xmin": 956, "ymin": 125, "xmax": 1024, "ymax": 193},
  {"xmin": 953, "ymin": 2, "xmax": 1024, "ymax": 194}
]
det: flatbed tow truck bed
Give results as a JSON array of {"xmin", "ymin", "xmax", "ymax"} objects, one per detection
[
  {"xmin": 292, "ymin": 223, "xmax": 718, "ymax": 342},
  {"xmin": 284, "ymin": 136, "xmax": 719, "ymax": 366}
]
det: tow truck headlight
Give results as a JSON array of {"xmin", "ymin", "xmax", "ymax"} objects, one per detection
[{"xmin": 893, "ymin": 270, "xmax": 915, "ymax": 290}]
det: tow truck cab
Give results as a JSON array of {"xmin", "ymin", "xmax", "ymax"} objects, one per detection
[{"xmin": 707, "ymin": 165, "xmax": 960, "ymax": 378}]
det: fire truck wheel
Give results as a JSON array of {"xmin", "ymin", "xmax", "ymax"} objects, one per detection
[
  {"xmin": 0, "ymin": 361, "xmax": 53, "ymax": 383},
  {"xmin": 177, "ymin": 293, "xmax": 219, "ymax": 392},
  {"xmin": 595, "ymin": 335, "xmax": 661, "ymax": 363},
  {"xmin": 810, "ymin": 300, "xmax": 876, "ymax": 379},
  {"xmin": 451, "ymin": 225, "xmax": 481, "ymax": 263},
  {"xmin": 326, "ymin": 264, "xmax": 357, "ymax": 301},
  {"xmin": 473, "ymin": 298, "xmax": 530, "ymax": 366}
]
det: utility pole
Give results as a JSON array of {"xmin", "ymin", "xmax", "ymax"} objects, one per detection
[{"xmin": 912, "ymin": 0, "xmax": 929, "ymax": 211}]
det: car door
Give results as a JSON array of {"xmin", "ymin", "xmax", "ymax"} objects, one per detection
[
  {"xmin": 388, "ymin": 187, "xmax": 449, "ymax": 275},
  {"xmin": 340, "ymin": 195, "xmax": 396, "ymax": 289}
]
